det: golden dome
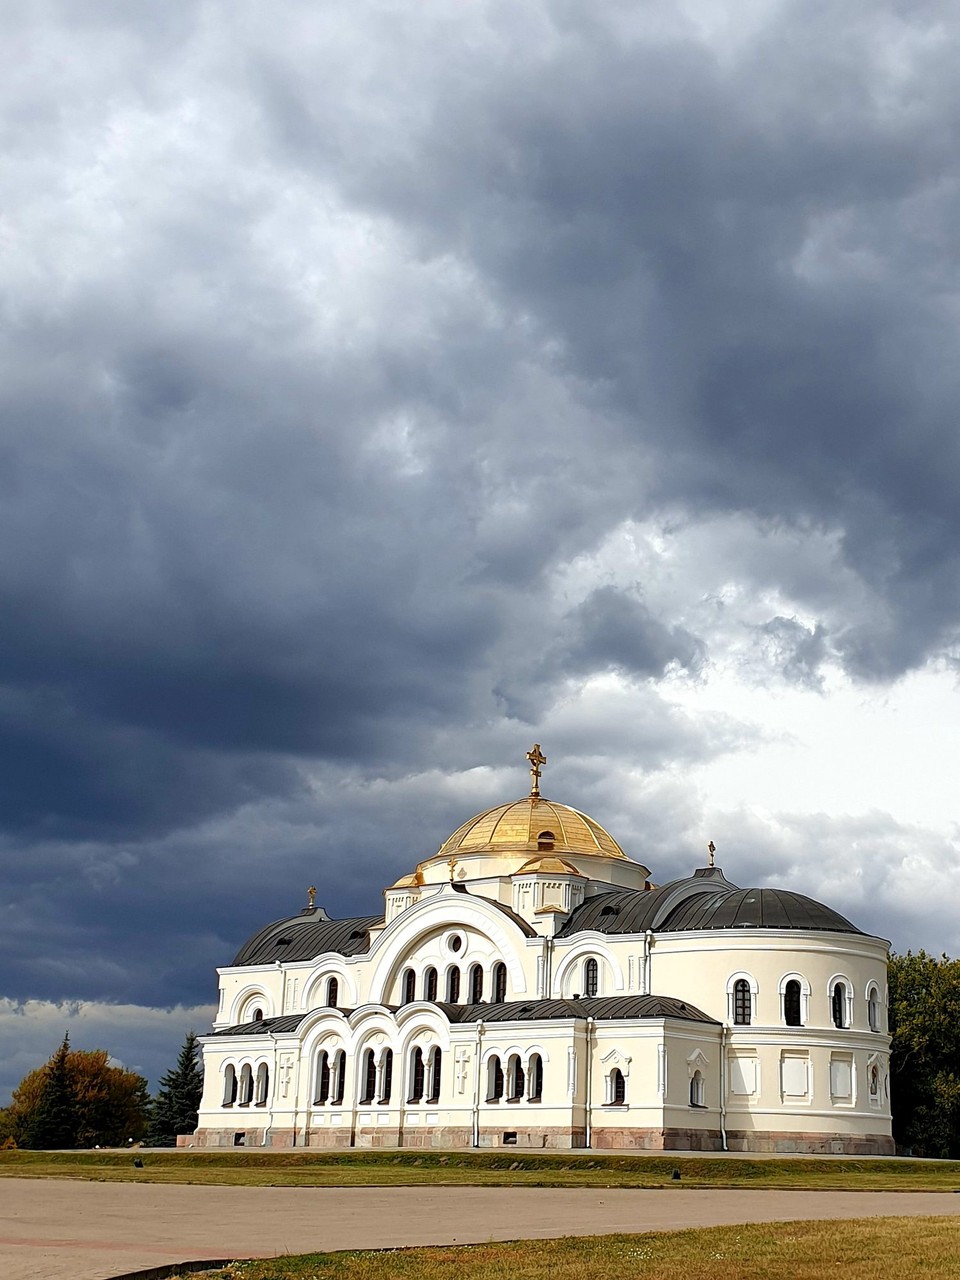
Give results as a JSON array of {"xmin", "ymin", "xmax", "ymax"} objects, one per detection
[{"xmin": 435, "ymin": 795, "xmax": 629, "ymax": 861}]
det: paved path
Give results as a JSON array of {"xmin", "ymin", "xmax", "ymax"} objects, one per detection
[{"xmin": 4, "ymin": 1179, "xmax": 960, "ymax": 1280}]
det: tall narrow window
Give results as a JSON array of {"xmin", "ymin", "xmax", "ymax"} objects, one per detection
[
  {"xmin": 255, "ymin": 1063, "xmax": 270, "ymax": 1106},
  {"xmin": 469, "ymin": 963, "xmax": 484, "ymax": 1004},
  {"xmin": 689, "ymin": 1070, "xmax": 704, "ymax": 1107},
  {"xmin": 446, "ymin": 967, "xmax": 461, "ymax": 1003},
  {"xmin": 424, "ymin": 967, "xmax": 438, "ymax": 1002},
  {"xmin": 315, "ymin": 1051, "xmax": 330, "ymax": 1104},
  {"xmin": 333, "ymin": 1051, "xmax": 346, "ymax": 1105},
  {"xmin": 784, "ymin": 980, "xmax": 802, "ymax": 1027},
  {"xmin": 487, "ymin": 1055, "xmax": 504, "ymax": 1101},
  {"xmin": 408, "ymin": 1047, "xmax": 425, "ymax": 1103},
  {"xmin": 326, "ymin": 977, "xmax": 339, "ymax": 1008},
  {"xmin": 832, "ymin": 982, "xmax": 847, "ymax": 1029},
  {"xmin": 239, "ymin": 1064, "xmax": 253, "ymax": 1105},
  {"xmin": 360, "ymin": 1049, "xmax": 376, "ymax": 1104},
  {"xmin": 223, "ymin": 1065, "xmax": 237, "ymax": 1106},
  {"xmin": 611, "ymin": 1068, "xmax": 626, "ymax": 1105},
  {"xmin": 402, "ymin": 968, "xmax": 416, "ymax": 1005},
  {"xmin": 528, "ymin": 1054, "xmax": 543, "ymax": 1102},
  {"xmin": 507, "ymin": 1054, "xmax": 524, "ymax": 1101},
  {"xmin": 733, "ymin": 978, "xmax": 752, "ymax": 1025},
  {"xmin": 427, "ymin": 1048, "xmax": 442, "ymax": 1103},
  {"xmin": 584, "ymin": 958, "xmax": 599, "ymax": 998},
  {"xmin": 870, "ymin": 1064, "xmax": 880, "ymax": 1097},
  {"xmin": 379, "ymin": 1049, "xmax": 393, "ymax": 1104},
  {"xmin": 493, "ymin": 962, "xmax": 507, "ymax": 1003},
  {"xmin": 868, "ymin": 987, "xmax": 880, "ymax": 1032}
]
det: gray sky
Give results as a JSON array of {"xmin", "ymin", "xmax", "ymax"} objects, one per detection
[{"xmin": 3, "ymin": 0, "xmax": 960, "ymax": 1103}]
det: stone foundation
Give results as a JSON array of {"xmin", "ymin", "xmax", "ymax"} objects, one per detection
[
  {"xmin": 724, "ymin": 1130, "xmax": 896, "ymax": 1156},
  {"xmin": 592, "ymin": 1127, "xmax": 723, "ymax": 1151},
  {"xmin": 191, "ymin": 1124, "xmax": 893, "ymax": 1155}
]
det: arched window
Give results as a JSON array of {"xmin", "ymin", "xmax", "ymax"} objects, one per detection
[
  {"xmin": 332, "ymin": 1050, "xmax": 346, "ymax": 1105},
  {"xmin": 222, "ymin": 1064, "xmax": 237, "ymax": 1106},
  {"xmin": 832, "ymin": 981, "xmax": 848, "ymax": 1029},
  {"xmin": 784, "ymin": 979, "xmax": 802, "ymax": 1027},
  {"xmin": 689, "ymin": 1069, "xmax": 705, "ymax": 1107},
  {"xmin": 255, "ymin": 1063, "xmax": 270, "ymax": 1106},
  {"xmin": 528, "ymin": 1053, "xmax": 543, "ymax": 1103},
  {"xmin": 507, "ymin": 1054, "xmax": 524, "ymax": 1101},
  {"xmin": 446, "ymin": 967, "xmax": 461, "ymax": 1003},
  {"xmin": 379, "ymin": 1049, "xmax": 393, "ymax": 1104},
  {"xmin": 469, "ymin": 963, "xmax": 484, "ymax": 1004},
  {"xmin": 402, "ymin": 968, "xmax": 416, "ymax": 1005},
  {"xmin": 238, "ymin": 1064, "xmax": 253, "ymax": 1106},
  {"xmin": 427, "ymin": 1048, "xmax": 442, "ymax": 1104},
  {"xmin": 314, "ymin": 1051, "xmax": 330, "ymax": 1104},
  {"xmin": 584, "ymin": 958, "xmax": 599, "ymax": 998},
  {"xmin": 493, "ymin": 962, "xmax": 507, "ymax": 1003},
  {"xmin": 424, "ymin": 967, "xmax": 438, "ymax": 1002},
  {"xmin": 251, "ymin": 1008, "xmax": 264, "ymax": 1023},
  {"xmin": 326, "ymin": 977, "xmax": 339, "ymax": 1008},
  {"xmin": 408, "ymin": 1047, "xmax": 425, "ymax": 1103},
  {"xmin": 611, "ymin": 1067, "xmax": 626, "ymax": 1105},
  {"xmin": 360, "ymin": 1049, "xmax": 376, "ymax": 1104},
  {"xmin": 868, "ymin": 985, "xmax": 881, "ymax": 1032},
  {"xmin": 537, "ymin": 830, "xmax": 556, "ymax": 850},
  {"xmin": 486, "ymin": 1055, "xmax": 504, "ymax": 1102},
  {"xmin": 733, "ymin": 978, "xmax": 752, "ymax": 1025}
]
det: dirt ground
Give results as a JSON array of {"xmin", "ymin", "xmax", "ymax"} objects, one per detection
[{"xmin": 4, "ymin": 1177, "xmax": 960, "ymax": 1280}]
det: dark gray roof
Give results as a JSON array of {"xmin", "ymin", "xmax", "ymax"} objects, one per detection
[
  {"xmin": 232, "ymin": 913, "xmax": 383, "ymax": 966},
  {"xmin": 433, "ymin": 994, "xmax": 719, "ymax": 1024},
  {"xmin": 558, "ymin": 872, "xmax": 862, "ymax": 938},
  {"xmin": 209, "ymin": 1013, "xmax": 310, "ymax": 1037},
  {"xmin": 660, "ymin": 887, "xmax": 862, "ymax": 933}
]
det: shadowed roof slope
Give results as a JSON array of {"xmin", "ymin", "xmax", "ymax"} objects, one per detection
[{"xmin": 232, "ymin": 913, "xmax": 383, "ymax": 965}]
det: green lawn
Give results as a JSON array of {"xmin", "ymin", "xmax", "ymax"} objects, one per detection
[
  {"xmin": 2, "ymin": 1147, "xmax": 959, "ymax": 1191},
  {"xmin": 167, "ymin": 1217, "xmax": 960, "ymax": 1280}
]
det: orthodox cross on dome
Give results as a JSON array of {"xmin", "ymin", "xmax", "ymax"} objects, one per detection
[
  {"xmin": 307, "ymin": 885, "xmax": 317, "ymax": 908},
  {"xmin": 526, "ymin": 743, "xmax": 547, "ymax": 798},
  {"xmin": 707, "ymin": 841, "xmax": 716, "ymax": 869},
  {"xmin": 447, "ymin": 855, "xmax": 458, "ymax": 882}
]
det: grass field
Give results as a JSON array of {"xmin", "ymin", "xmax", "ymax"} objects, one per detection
[
  {"xmin": 167, "ymin": 1217, "xmax": 960, "ymax": 1279},
  {"xmin": 2, "ymin": 1147, "xmax": 959, "ymax": 1191}
]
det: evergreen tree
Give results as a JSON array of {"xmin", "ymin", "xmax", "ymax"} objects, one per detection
[
  {"xmin": 20, "ymin": 1034, "xmax": 79, "ymax": 1150},
  {"xmin": 146, "ymin": 1031, "xmax": 204, "ymax": 1146}
]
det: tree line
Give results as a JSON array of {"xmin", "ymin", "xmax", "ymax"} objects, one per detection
[
  {"xmin": 0, "ymin": 1031, "xmax": 203, "ymax": 1149},
  {"xmin": 2, "ymin": 951, "xmax": 959, "ymax": 1154}
]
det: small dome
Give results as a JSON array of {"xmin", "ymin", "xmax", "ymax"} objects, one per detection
[
  {"xmin": 516, "ymin": 855, "xmax": 583, "ymax": 876},
  {"xmin": 437, "ymin": 795, "xmax": 630, "ymax": 861}
]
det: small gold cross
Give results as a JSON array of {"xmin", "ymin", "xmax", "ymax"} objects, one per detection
[
  {"xmin": 447, "ymin": 855, "xmax": 458, "ymax": 882},
  {"xmin": 307, "ymin": 885, "xmax": 317, "ymax": 908},
  {"xmin": 526, "ymin": 743, "xmax": 547, "ymax": 797}
]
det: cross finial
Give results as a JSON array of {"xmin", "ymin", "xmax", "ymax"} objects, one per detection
[
  {"xmin": 307, "ymin": 885, "xmax": 317, "ymax": 908},
  {"xmin": 526, "ymin": 743, "xmax": 547, "ymax": 798},
  {"xmin": 447, "ymin": 855, "xmax": 458, "ymax": 882},
  {"xmin": 707, "ymin": 841, "xmax": 716, "ymax": 869}
]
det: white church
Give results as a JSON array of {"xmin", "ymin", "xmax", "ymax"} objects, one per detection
[{"xmin": 193, "ymin": 747, "xmax": 894, "ymax": 1154}]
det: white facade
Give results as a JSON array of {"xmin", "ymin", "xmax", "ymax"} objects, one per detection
[{"xmin": 194, "ymin": 775, "xmax": 894, "ymax": 1153}]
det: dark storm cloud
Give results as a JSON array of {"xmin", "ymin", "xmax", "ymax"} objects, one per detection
[
  {"xmin": 3, "ymin": 0, "xmax": 960, "ymax": 1097},
  {"xmin": 563, "ymin": 586, "xmax": 704, "ymax": 679}
]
